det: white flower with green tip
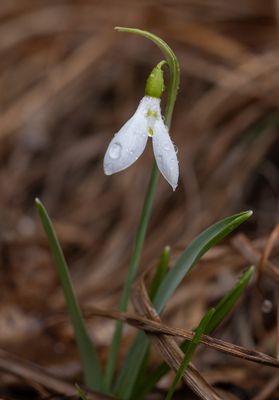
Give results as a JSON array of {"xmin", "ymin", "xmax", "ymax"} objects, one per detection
[{"xmin": 103, "ymin": 62, "xmax": 179, "ymax": 191}]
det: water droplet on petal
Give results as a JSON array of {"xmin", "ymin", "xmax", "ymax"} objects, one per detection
[
  {"xmin": 174, "ymin": 145, "xmax": 178, "ymax": 154},
  {"xmin": 148, "ymin": 127, "xmax": 154, "ymax": 137},
  {"xmin": 262, "ymin": 299, "xmax": 272, "ymax": 313},
  {"xmin": 109, "ymin": 142, "xmax": 122, "ymax": 159}
]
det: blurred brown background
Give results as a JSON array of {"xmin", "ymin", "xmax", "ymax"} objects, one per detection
[{"xmin": 0, "ymin": 1, "xmax": 279, "ymax": 399}]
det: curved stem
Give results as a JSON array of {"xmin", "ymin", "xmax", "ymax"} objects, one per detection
[
  {"xmin": 115, "ymin": 26, "xmax": 180, "ymax": 128},
  {"xmin": 105, "ymin": 27, "xmax": 180, "ymax": 390}
]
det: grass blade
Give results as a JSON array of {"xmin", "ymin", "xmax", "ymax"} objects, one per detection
[
  {"xmin": 204, "ymin": 265, "xmax": 254, "ymax": 334},
  {"xmin": 114, "ymin": 210, "xmax": 252, "ymax": 399},
  {"xmin": 75, "ymin": 384, "xmax": 89, "ymax": 400},
  {"xmin": 165, "ymin": 308, "xmax": 215, "ymax": 400},
  {"xmin": 115, "ymin": 331, "xmax": 149, "ymax": 399},
  {"xmin": 153, "ymin": 211, "xmax": 253, "ymax": 313},
  {"xmin": 35, "ymin": 198, "xmax": 106, "ymax": 393},
  {"xmin": 150, "ymin": 246, "xmax": 171, "ymax": 301},
  {"xmin": 134, "ymin": 362, "xmax": 169, "ymax": 400}
]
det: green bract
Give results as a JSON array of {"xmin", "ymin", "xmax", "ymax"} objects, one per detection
[{"xmin": 145, "ymin": 60, "xmax": 166, "ymax": 98}]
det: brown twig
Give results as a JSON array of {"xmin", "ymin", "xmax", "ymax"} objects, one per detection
[
  {"xmin": 80, "ymin": 307, "xmax": 279, "ymax": 368},
  {"xmin": 131, "ymin": 274, "xmax": 224, "ymax": 400}
]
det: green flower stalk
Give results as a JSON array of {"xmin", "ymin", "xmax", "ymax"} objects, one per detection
[{"xmin": 104, "ymin": 27, "xmax": 180, "ymax": 389}]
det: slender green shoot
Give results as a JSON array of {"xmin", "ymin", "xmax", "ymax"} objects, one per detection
[
  {"xmin": 166, "ymin": 308, "xmax": 215, "ymax": 400},
  {"xmin": 150, "ymin": 246, "xmax": 171, "ymax": 300},
  {"xmin": 204, "ymin": 265, "xmax": 254, "ymax": 334},
  {"xmin": 75, "ymin": 384, "xmax": 89, "ymax": 400},
  {"xmin": 35, "ymin": 199, "xmax": 106, "ymax": 393},
  {"xmin": 153, "ymin": 211, "xmax": 253, "ymax": 313}
]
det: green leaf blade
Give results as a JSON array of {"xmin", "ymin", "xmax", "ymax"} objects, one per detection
[
  {"xmin": 166, "ymin": 308, "xmax": 215, "ymax": 400},
  {"xmin": 115, "ymin": 332, "xmax": 149, "ymax": 399},
  {"xmin": 35, "ymin": 199, "xmax": 106, "ymax": 393},
  {"xmin": 204, "ymin": 265, "xmax": 254, "ymax": 334},
  {"xmin": 150, "ymin": 246, "xmax": 171, "ymax": 301},
  {"xmin": 154, "ymin": 210, "xmax": 253, "ymax": 313}
]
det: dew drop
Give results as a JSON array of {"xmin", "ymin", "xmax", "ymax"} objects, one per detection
[
  {"xmin": 261, "ymin": 299, "xmax": 272, "ymax": 313},
  {"xmin": 174, "ymin": 145, "xmax": 178, "ymax": 154},
  {"xmin": 109, "ymin": 142, "xmax": 122, "ymax": 159}
]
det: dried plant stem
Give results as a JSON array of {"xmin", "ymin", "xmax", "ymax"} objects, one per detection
[{"xmin": 84, "ymin": 307, "xmax": 278, "ymax": 368}]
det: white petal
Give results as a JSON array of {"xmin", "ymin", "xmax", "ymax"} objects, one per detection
[
  {"xmin": 103, "ymin": 101, "xmax": 149, "ymax": 175},
  {"xmin": 138, "ymin": 95, "xmax": 161, "ymax": 116},
  {"xmin": 152, "ymin": 119, "xmax": 179, "ymax": 191}
]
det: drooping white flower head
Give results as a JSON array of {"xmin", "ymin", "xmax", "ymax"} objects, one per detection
[{"xmin": 103, "ymin": 62, "xmax": 179, "ymax": 191}]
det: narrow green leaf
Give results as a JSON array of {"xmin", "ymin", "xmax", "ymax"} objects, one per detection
[
  {"xmin": 150, "ymin": 246, "xmax": 171, "ymax": 301},
  {"xmin": 165, "ymin": 308, "xmax": 215, "ymax": 400},
  {"xmin": 154, "ymin": 211, "xmax": 253, "ymax": 313},
  {"xmin": 130, "ymin": 347, "xmax": 150, "ymax": 400},
  {"xmin": 115, "ymin": 331, "xmax": 149, "ymax": 399},
  {"xmin": 136, "ymin": 265, "xmax": 254, "ymax": 399},
  {"xmin": 134, "ymin": 362, "xmax": 169, "ymax": 400},
  {"xmin": 114, "ymin": 211, "xmax": 252, "ymax": 399},
  {"xmin": 75, "ymin": 384, "xmax": 89, "ymax": 400},
  {"xmin": 204, "ymin": 265, "xmax": 254, "ymax": 334},
  {"xmin": 35, "ymin": 199, "xmax": 106, "ymax": 393}
]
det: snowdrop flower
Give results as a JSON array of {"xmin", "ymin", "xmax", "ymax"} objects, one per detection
[{"xmin": 104, "ymin": 61, "xmax": 179, "ymax": 191}]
